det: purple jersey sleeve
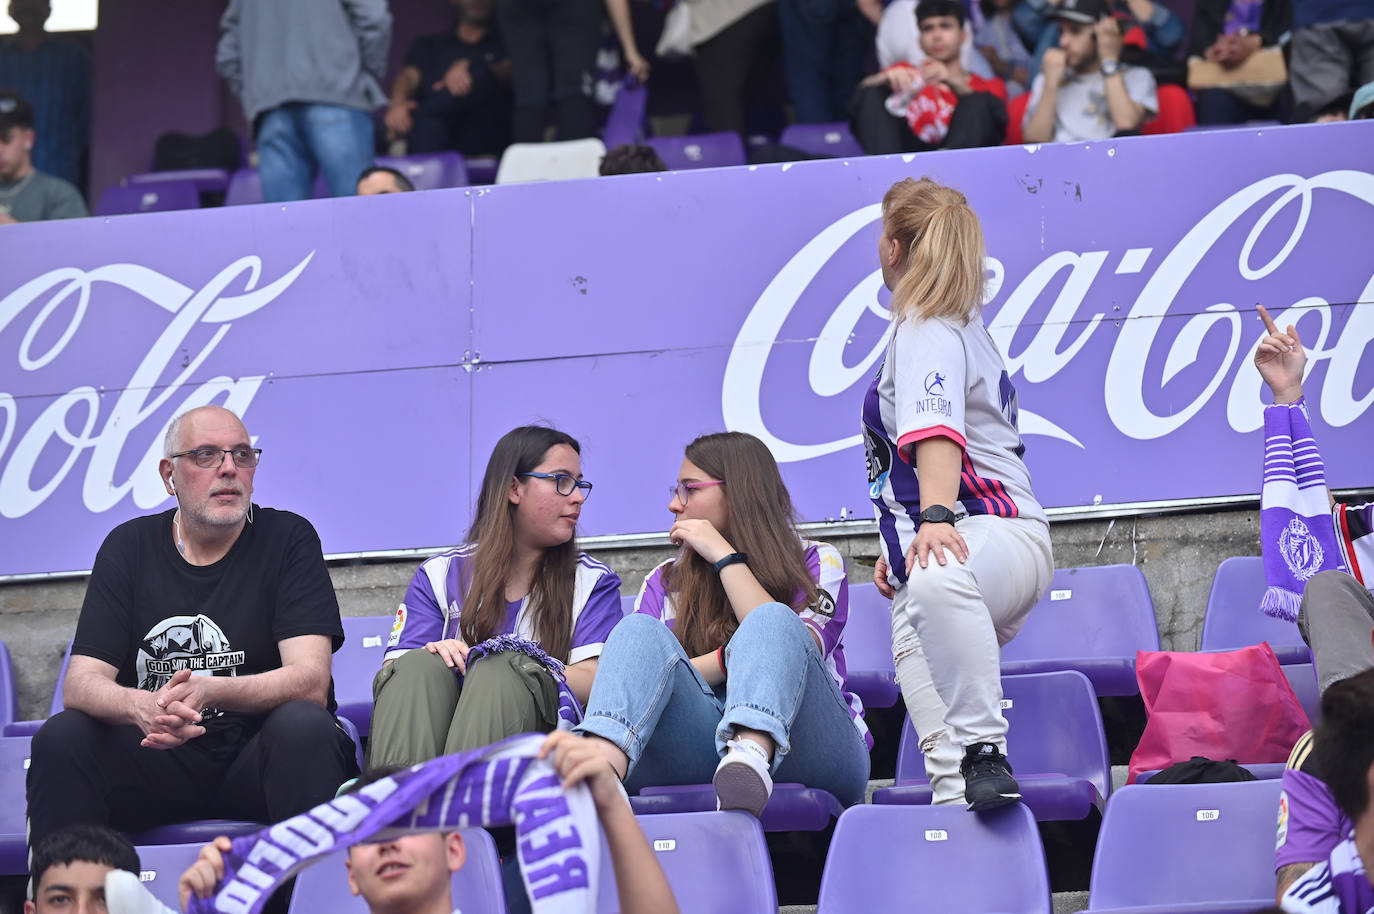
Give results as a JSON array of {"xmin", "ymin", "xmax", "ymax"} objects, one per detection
[
  {"xmin": 634, "ymin": 562, "xmax": 671, "ymax": 621},
  {"xmin": 1277, "ymin": 766, "xmax": 1350, "ymax": 869},
  {"xmin": 385, "ymin": 561, "xmax": 449, "ymax": 660},
  {"xmin": 569, "ymin": 567, "xmax": 624, "ymax": 664},
  {"xmin": 797, "ymin": 543, "xmax": 849, "ymax": 659}
]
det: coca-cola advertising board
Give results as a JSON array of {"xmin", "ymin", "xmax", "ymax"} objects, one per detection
[{"xmin": 2, "ymin": 122, "xmax": 1371, "ymax": 576}]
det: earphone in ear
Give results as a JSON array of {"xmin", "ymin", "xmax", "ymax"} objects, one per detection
[{"xmin": 169, "ymin": 479, "xmax": 176, "ymax": 495}]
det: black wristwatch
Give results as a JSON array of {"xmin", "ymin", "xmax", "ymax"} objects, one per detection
[
  {"xmin": 713, "ymin": 552, "xmax": 748, "ymax": 573},
  {"xmin": 918, "ymin": 506, "xmax": 958, "ymax": 526}
]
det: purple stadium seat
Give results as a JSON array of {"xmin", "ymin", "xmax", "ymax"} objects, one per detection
[
  {"xmin": 631, "ymin": 782, "xmax": 843, "ymax": 832},
  {"xmin": 225, "ymin": 167, "xmax": 263, "ymax": 206},
  {"xmin": 336, "ymin": 615, "xmax": 392, "ymax": 737},
  {"xmin": 1086, "ymin": 780, "xmax": 1283, "ymax": 913},
  {"xmin": 1199, "ymin": 556, "xmax": 1313, "ymax": 664},
  {"xmin": 374, "ymin": 152, "xmax": 468, "ymax": 190},
  {"xmin": 620, "ymin": 593, "xmax": 637, "ymax": 615},
  {"xmin": 285, "ymin": 828, "xmax": 505, "ymax": 914},
  {"xmin": 841, "ymin": 583, "xmax": 900, "ymax": 709},
  {"xmin": 1283, "ymin": 661, "xmax": 1321, "ymax": 724},
  {"xmin": 645, "ymin": 132, "xmax": 747, "ymax": 170},
  {"xmin": 999, "ymin": 564, "xmax": 1160, "ymax": 696},
  {"xmin": 873, "ymin": 671, "xmax": 1110, "ymax": 821},
  {"xmin": 96, "ymin": 181, "xmax": 200, "ymax": 216},
  {"xmin": 778, "ymin": 122, "xmax": 866, "ymax": 158},
  {"xmin": 0, "ymin": 736, "xmax": 31, "ymax": 874},
  {"xmin": 1135, "ymin": 761, "xmax": 1287, "ymax": 783},
  {"xmin": 127, "ymin": 168, "xmax": 231, "ymax": 196},
  {"xmin": 134, "ymin": 843, "xmax": 210, "ymax": 909},
  {"xmin": 596, "ymin": 811, "xmax": 774, "ymax": 913},
  {"xmin": 0, "ymin": 643, "xmax": 16, "ymax": 730},
  {"xmin": 465, "ymin": 156, "xmax": 498, "ymax": 185},
  {"xmin": 3, "ymin": 641, "xmax": 72, "ymax": 737},
  {"xmin": 602, "ymin": 77, "xmax": 647, "ymax": 149},
  {"xmin": 818, "ymin": 803, "xmax": 1051, "ymax": 914}
]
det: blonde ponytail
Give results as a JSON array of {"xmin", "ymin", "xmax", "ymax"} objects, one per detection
[{"xmin": 881, "ymin": 177, "xmax": 987, "ymax": 325}]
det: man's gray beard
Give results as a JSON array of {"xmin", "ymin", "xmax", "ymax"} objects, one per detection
[{"xmin": 181, "ymin": 502, "xmax": 247, "ymax": 529}]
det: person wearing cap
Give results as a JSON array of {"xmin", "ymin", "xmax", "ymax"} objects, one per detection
[
  {"xmin": 1012, "ymin": 0, "xmax": 1184, "ymax": 82},
  {"xmin": 0, "ymin": 0, "xmax": 91, "ymax": 189},
  {"xmin": 1022, "ymin": 0, "xmax": 1158, "ymax": 142},
  {"xmin": 0, "ymin": 89, "xmax": 87, "ymax": 225}
]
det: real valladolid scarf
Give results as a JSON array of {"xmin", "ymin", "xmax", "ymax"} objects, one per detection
[
  {"xmin": 1260, "ymin": 399, "xmax": 1347, "ymax": 621},
  {"xmin": 109, "ymin": 731, "xmax": 602, "ymax": 914}
]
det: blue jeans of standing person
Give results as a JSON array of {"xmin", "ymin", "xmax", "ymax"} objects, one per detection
[
  {"xmin": 574, "ymin": 602, "xmax": 871, "ymax": 806},
  {"xmin": 256, "ymin": 103, "xmax": 375, "ymax": 202},
  {"xmin": 778, "ymin": 0, "xmax": 868, "ymax": 123}
]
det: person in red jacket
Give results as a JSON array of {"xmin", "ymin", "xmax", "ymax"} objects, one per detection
[{"xmin": 851, "ymin": 0, "xmax": 1009, "ymax": 154}]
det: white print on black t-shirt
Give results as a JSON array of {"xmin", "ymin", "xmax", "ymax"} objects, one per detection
[{"xmin": 136, "ymin": 613, "xmax": 245, "ymax": 691}]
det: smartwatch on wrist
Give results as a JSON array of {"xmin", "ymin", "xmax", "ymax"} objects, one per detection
[
  {"xmin": 713, "ymin": 552, "xmax": 748, "ymax": 573},
  {"xmin": 1100, "ymin": 58, "xmax": 1121, "ymax": 77},
  {"xmin": 918, "ymin": 505, "xmax": 958, "ymax": 526}
]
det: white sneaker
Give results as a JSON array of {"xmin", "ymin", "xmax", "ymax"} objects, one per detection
[{"xmin": 714, "ymin": 737, "xmax": 773, "ymax": 817}]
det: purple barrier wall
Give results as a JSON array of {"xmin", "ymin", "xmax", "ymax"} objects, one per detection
[{"xmin": 3, "ymin": 122, "xmax": 1372, "ymax": 575}]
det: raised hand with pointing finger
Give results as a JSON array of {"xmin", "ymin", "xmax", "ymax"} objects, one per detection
[{"xmin": 1254, "ymin": 304, "xmax": 1306, "ymax": 404}]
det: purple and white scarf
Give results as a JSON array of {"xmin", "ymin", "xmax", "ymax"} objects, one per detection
[
  {"xmin": 1260, "ymin": 399, "xmax": 1347, "ymax": 620},
  {"xmin": 176, "ymin": 733, "xmax": 602, "ymax": 914}
]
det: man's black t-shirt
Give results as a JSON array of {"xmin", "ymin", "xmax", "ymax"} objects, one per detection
[
  {"xmin": 403, "ymin": 29, "xmax": 511, "ymax": 156},
  {"xmin": 73, "ymin": 507, "xmax": 344, "ymax": 724}
]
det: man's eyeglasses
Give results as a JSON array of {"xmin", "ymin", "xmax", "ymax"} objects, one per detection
[
  {"xmin": 519, "ymin": 472, "xmax": 593, "ymax": 498},
  {"xmin": 669, "ymin": 480, "xmax": 724, "ymax": 504},
  {"xmin": 169, "ymin": 446, "xmax": 263, "ymax": 469}
]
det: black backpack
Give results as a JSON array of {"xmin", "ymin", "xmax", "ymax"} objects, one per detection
[{"xmin": 1150, "ymin": 756, "xmax": 1259, "ymax": 784}]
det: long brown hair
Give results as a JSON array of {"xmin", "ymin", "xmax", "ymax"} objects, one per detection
[
  {"xmin": 882, "ymin": 177, "xmax": 987, "ymax": 325},
  {"xmin": 458, "ymin": 426, "xmax": 580, "ymax": 661},
  {"xmin": 664, "ymin": 432, "xmax": 818, "ymax": 656}
]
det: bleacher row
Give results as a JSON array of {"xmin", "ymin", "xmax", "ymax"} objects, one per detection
[{"xmin": 0, "ymin": 555, "xmax": 1307, "ymax": 912}]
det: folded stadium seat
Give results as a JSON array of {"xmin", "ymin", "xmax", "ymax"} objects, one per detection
[
  {"xmin": 1199, "ymin": 556, "xmax": 1313, "ymax": 664},
  {"xmin": 3, "ymin": 641, "xmax": 72, "ymax": 737},
  {"xmin": 96, "ymin": 181, "xmax": 201, "ymax": 217},
  {"xmin": 1086, "ymin": 780, "xmax": 1284, "ymax": 913},
  {"xmin": 630, "ymin": 782, "xmax": 843, "ymax": 832},
  {"xmin": 1005, "ymin": 92, "xmax": 1030, "ymax": 144},
  {"xmin": 0, "ymin": 736, "xmax": 31, "ymax": 874},
  {"xmin": 0, "ymin": 642, "xmax": 16, "ymax": 730},
  {"xmin": 999, "ymin": 564, "xmax": 1160, "ymax": 696},
  {"xmin": 133, "ymin": 843, "xmax": 207, "ymax": 909},
  {"xmin": 494, "ymin": 138, "xmax": 607, "ymax": 184},
  {"xmin": 873, "ymin": 671, "xmax": 1111, "ymax": 821},
  {"xmin": 127, "ymin": 168, "xmax": 231, "ymax": 197},
  {"xmin": 595, "ymin": 811, "xmax": 775, "ymax": 913},
  {"xmin": 645, "ymin": 132, "xmax": 747, "ymax": 171},
  {"xmin": 1142, "ymin": 84, "xmax": 1197, "ymax": 135},
  {"xmin": 335, "ymin": 615, "xmax": 395, "ymax": 738},
  {"xmin": 778, "ymin": 123, "xmax": 866, "ymax": 158},
  {"xmin": 602, "ymin": 77, "xmax": 647, "ymax": 149},
  {"xmin": 817, "ymin": 803, "xmax": 1051, "ymax": 914},
  {"xmin": 840, "ymin": 582, "xmax": 900, "ymax": 709},
  {"xmin": 285, "ymin": 828, "xmax": 505, "ymax": 914},
  {"xmin": 373, "ymin": 152, "xmax": 468, "ymax": 190},
  {"xmin": 224, "ymin": 167, "xmax": 263, "ymax": 206},
  {"xmin": 619, "ymin": 593, "xmax": 637, "ymax": 615}
]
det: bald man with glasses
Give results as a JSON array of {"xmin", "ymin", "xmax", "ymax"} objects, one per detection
[{"xmin": 26, "ymin": 405, "xmax": 358, "ymax": 850}]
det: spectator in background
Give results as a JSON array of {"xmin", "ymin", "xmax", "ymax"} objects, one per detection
[
  {"xmin": 356, "ymin": 165, "xmax": 415, "ymax": 194},
  {"xmin": 1187, "ymin": 0, "xmax": 1291, "ymax": 124},
  {"xmin": 1287, "ymin": 1, "xmax": 1374, "ymax": 122},
  {"xmin": 1353, "ymin": 81, "xmax": 1374, "ymax": 117},
  {"xmin": 976, "ymin": 0, "xmax": 1034, "ymax": 96},
  {"xmin": 0, "ymin": 91, "xmax": 87, "ymax": 223},
  {"xmin": 852, "ymin": 0, "xmax": 1008, "ymax": 154},
  {"xmin": 689, "ymin": 0, "xmax": 785, "ymax": 137},
  {"xmin": 1013, "ymin": 0, "xmax": 1183, "ymax": 80},
  {"xmin": 599, "ymin": 143, "xmax": 667, "ymax": 174},
  {"xmin": 0, "ymin": 0, "xmax": 89, "ymax": 189},
  {"xmin": 385, "ymin": 0, "xmax": 512, "ymax": 158},
  {"xmin": 26, "ymin": 826, "xmax": 140, "ymax": 914},
  {"xmin": 777, "ymin": 0, "xmax": 868, "ymax": 122},
  {"xmin": 495, "ymin": 0, "xmax": 602, "ymax": 142},
  {"xmin": 877, "ymin": 0, "xmax": 1000, "ymax": 78},
  {"xmin": 1022, "ymin": 0, "xmax": 1158, "ymax": 141},
  {"xmin": 216, "ymin": 0, "xmax": 392, "ymax": 202}
]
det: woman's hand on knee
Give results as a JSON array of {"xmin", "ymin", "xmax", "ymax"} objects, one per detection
[
  {"xmin": 425, "ymin": 638, "xmax": 471, "ymax": 673},
  {"xmin": 906, "ymin": 523, "xmax": 968, "ymax": 573},
  {"xmin": 873, "ymin": 554, "xmax": 895, "ymax": 599}
]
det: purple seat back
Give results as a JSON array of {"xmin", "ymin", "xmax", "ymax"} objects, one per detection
[
  {"xmin": 1136, "ymin": 761, "xmax": 1287, "ymax": 783},
  {"xmin": 1200, "ymin": 556, "xmax": 1312, "ymax": 664},
  {"xmin": 135, "ymin": 843, "xmax": 208, "ymax": 909},
  {"xmin": 818, "ymin": 803, "xmax": 1051, "ymax": 914},
  {"xmin": 335, "ymin": 615, "xmax": 393, "ymax": 736},
  {"xmin": 128, "ymin": 168, "xmax": 231, "ymax": 195},
  {"xmin": 96, "ymin": 181, "xmax": 200, "ymax": 216},
  {"xmin": 50, "ymin": 640, "xmax": 73, "ymax": 717},
  {"xmin": 225, "ymin": 167, "xmax": 263, "ymax": 206},
  {"xmin": 1088, "ymin": 780, "xmax": 1282, "ymax": 911},
  {"xmin": 619, "ymin": 593, "xmax": 637, "ymax": 615},
  {"xmin": 840, "ymin": 583, "xmax": 900, "ymax": 708},
  {"xmin": 1283, "ymin": 661, "xmax": 1320, "ymax": 724},
  {"xmin": 778, "ymin": 122, "xmax": 865, "ymax": 158},
  {"xmin": 0, "ymin": 643, "xmax": 15, "ymax": 729},
  {"xmin": 603, "ymin": 78, "xmax": 647, "ymax": 148},
  {"xmin": 374, "ymin": 152, "xmax": 469, "ymax": 190},
  {"xmin": 645, "ymin": 133, "xmax": 747, "ymax": 171},
  {"xmin": 596, "ymin": 811, "xmax": 774, "ymax": 913},
  {"xmin": 284, "ymin": 828, "xmax": 505, "ymax": 914},
  {"xmin": 0, "ymin": 736, "xmax": 31, "ymax": 874},
  {"xmin": 1000, "ymin": 565, "xmax": 1160, "ymax": 696},
  {"xmin": 631, "ymin": 783, "xmax": 841, "ymax": 831}
]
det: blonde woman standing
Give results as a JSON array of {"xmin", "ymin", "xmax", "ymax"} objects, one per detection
[{"xmin": 863, "ymin": 177, "xmax": 1053, "ymax": 810}]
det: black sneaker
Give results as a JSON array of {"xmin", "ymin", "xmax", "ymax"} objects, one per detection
[{"xmin": 960, "ymin": 742, "xmax": 1022, "ymax": 811}]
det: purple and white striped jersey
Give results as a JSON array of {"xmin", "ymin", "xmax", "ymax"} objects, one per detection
[
  {"xmin": 1282, "ymin": 836, "xmax": 1374, "ymax": 914},
  {"xmin": 385, "ymin": 544, "xmax": 623, "ymax": 724},
  {"xmin": 862, "ymin": 315, "xmax": 1046, "ymax": 585},
  {"xmin": 635, "ymin": 540, "xmax": 872, "ymax": 750}
]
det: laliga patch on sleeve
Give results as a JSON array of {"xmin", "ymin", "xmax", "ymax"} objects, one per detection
[
  {"xmin": 1276, "ymin": 791, "xmax": 1290, "ymax": 849},
  {"xmin": 387, "ymin": 605, "xmax": 407, "ymax": 648},
  {"xmin": 812, "ymin": 589, "xmax": 836, "ymax": 618}
]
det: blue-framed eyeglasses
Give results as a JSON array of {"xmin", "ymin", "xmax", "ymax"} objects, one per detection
[{"xmin": 519, "ymin": 472, "xmax": 593, "ymax": 498}]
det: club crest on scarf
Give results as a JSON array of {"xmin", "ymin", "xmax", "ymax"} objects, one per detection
[{"xmin": 1279, "ymin": 517, "xmax": 1325, "ymax": 582}]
